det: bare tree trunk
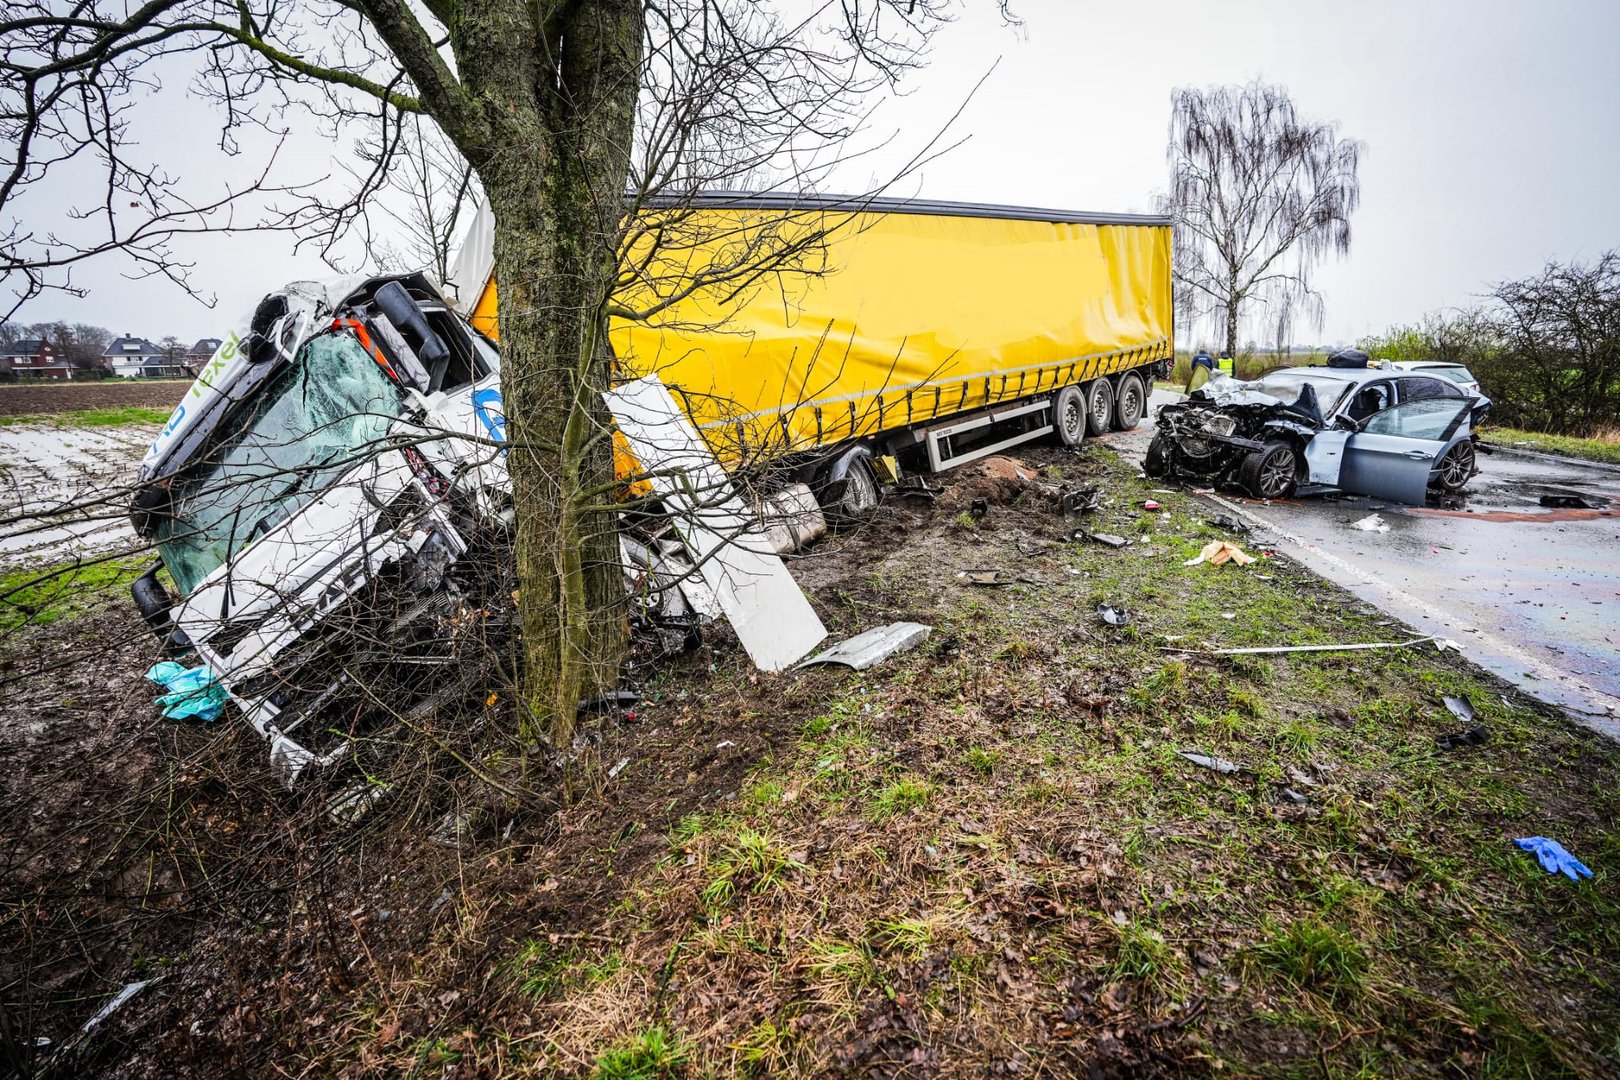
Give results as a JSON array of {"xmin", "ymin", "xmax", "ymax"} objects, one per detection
[
  {"xmin": 1225, "ymin": 290, "xmax": 1240, "ymax": 361},
  {"xmin": 475, "ymin": 0, "xmax": 642, "ymax": 747}
]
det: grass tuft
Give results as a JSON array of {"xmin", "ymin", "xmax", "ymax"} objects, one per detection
[
  {"xmin": 1252, "ymin": 918, "xmax": 1369, "ymax": 998},
  {"xmin": 870, "ymin": 777, "xmax": 932, "ymax": 820},
  {"xmin": 594, "ymin": 1025, "xmax": 688, "ymax": 1079}
]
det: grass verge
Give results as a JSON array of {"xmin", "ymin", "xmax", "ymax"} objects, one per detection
[
  {"xmin": 0, "ymin": 557, "xmax": 146, "ymax": 634},
  {"xmin": 1482, "ymin": 424, "xmax": 1620, "ymax": 465}
]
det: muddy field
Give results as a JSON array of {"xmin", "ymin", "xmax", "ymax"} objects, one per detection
[{"xmin": 0, "ymin": 379, "xmax": 186, "ymax": 416}]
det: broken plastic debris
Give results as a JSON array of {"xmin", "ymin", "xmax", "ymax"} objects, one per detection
[
  {"xmin": 1442, "ymin": 695, "xmax": 1475, "ymax": 724},
  {"xmin": 1060, "ymin": 486, "xmax": 1102, "ymax": 516},
  {"xmin": 1278, "ymin": 787, "xmax": 1308, "ymax": 805},
  {"xmin": 145, "ymin": 661, "xmax": 228, "ymax": 722},
  {"xmin": 1096, "ymin": 604, "xmax": 1132, "ymax": 626},
  {"xmin": 1539, "ymin": 494, "xmax": 1601, "ymax": 509},
  {"xmin": 578, "ymin": 690, "xmax": 639, "ymax": 717},
  {"xmin": 958, "ymin": 569, "xmax": 1029, "ymax": 587},
  {"xmin": 1176, "ymin": 749, "xmax": 1244, "ymax": 774},
  {"xmin": 797, "ymin": 621, "xmax": 932, "ymax": 671},
  {"xmin": 1435, "ymin": 724, "xmax": 1488, "ymax": 751},
  {"xmin": 1078, "ymin": 531, "xmax": 1129, "ymax": 549},
  {"xmin": 1206, "ymin": 515, "xmax": 1249, "ymax": 534},
  {"xmin": 48, "ymin": 977, "xmax": 164, "ymax": 1070},
  {"xmin": 1143, "ymin": 499, "xmax": 1161, "ymax": 511},
  {"xmin": 1351, "ymin": 513, "xmax": 1390, "ymax": 533},
  {"xmin": 1184, "ymin": 540, "xmax": 1255, "ymax": 566}
]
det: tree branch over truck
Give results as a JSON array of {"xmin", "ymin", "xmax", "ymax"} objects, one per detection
[{"xmin": 1, "ymin": 0, "xmax": 1008, "ymax": 746}]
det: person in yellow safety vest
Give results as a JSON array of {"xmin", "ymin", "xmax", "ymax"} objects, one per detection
[{"xmin": 1217, "ymin": 355, "xmax": 1235, "ymax": 377}]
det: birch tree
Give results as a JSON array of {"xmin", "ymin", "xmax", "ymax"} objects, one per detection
[{"xmin": 1165, "ymin": 81, "xmax": 1363, "ymax": 358}]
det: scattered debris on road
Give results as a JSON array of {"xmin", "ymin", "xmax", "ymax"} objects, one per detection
[{"xmin": 1351, "ymin": 513, "xmax": 1390, "ymax": 533}]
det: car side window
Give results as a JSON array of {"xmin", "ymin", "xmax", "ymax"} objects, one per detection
[
  {"xmin": 1398, "ymin": 376, "xmax": 1463, "ymax": 401},
  {"xmin": 1345, "ymin": 381, "xmax": 1394, "ymax": 421},
  {"xmin": 1359, "ymin": 398, "xmax": 1469, "ymax": 440}
]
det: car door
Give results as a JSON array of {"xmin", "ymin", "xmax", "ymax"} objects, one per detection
[{"xmin": 1339, "ymin": 398, "xmax": 1474, "ymax": 505}]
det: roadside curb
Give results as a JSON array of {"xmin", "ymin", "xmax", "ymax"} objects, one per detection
[{"xmin": 1482, "ymin": 442, "xmax": 1620, "ymax": 473}]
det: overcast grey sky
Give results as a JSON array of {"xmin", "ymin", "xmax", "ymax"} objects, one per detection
[{"xmin": 11, "ymin": 0, "xmax": 1620, "ymax": 347}]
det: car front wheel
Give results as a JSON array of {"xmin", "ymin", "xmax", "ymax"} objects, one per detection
[
  {"xmin": 1434, "ymin": 440, "xmax": 1476, "ymax": 492},
  {"xmin": 1238, "ymin": 440, "xmax": 1299, "ymax": 500}
]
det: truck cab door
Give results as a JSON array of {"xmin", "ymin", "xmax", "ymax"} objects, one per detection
[{"xmin": 1339, "ymin": 399, "xmax": 1474, "ymax": 505}]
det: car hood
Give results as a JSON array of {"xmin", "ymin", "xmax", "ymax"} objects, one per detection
[{"xmin": 1184, "ymin": 374, "xmax": 1325, "ymax": 427}]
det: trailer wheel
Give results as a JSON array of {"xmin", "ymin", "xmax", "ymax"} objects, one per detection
[
  {"xmin": 1113, "ymin": 373, "xmax": 1147, "ymax": 431},
  {"xmin": 1052, "ymin": 385, "xmax": 1087, "ymax": 447},
  {"xmin": 826, "ymin": 457, "xmax": 880, "ymax": 526},
  {"xmin": 1085, "ymin": 379, "xmax": 1114, "ymax": 437}
]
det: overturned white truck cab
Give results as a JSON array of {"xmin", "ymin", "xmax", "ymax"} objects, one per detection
[{"xmin": 129, "ymin": 274, "xmax": 530, "ymax": 784}]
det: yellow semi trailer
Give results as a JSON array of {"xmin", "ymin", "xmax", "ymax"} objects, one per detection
[{"xmin": 447, "ymin": 191, "xmax": 1173, "ymax": 502}]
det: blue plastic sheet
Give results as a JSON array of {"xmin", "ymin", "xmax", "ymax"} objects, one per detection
[{"xmin": 145, "ymin": 661, "xmax": 229, "ymax": 722}]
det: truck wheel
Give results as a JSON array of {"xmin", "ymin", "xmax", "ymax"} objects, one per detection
[
  {"xmin": 826, "ymin": 457, "xmax": 880, "ymax": 526},
  {"xmin": 1052, "ymin": 385, "xmax": 1086, "ymax": 447},
  {"xmin": 1113, "ymin": 373, "xmax": 1146, "ymax": 431},
  {"xmin": 1144, "ymin": 433, "xmax": 1169, "ymax": 477},
  {"xmin": 1238, "ymin": 440, "xmax": 1299, "ymax": 500},
  {"xmin": 1085, "ymin": 379, "xmax": 1114, "ymax": 437}
]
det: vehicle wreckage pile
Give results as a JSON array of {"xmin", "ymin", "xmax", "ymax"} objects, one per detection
[
  {"xmin": 1146, "ymin": 349, "xmax": 1493, "ymax": 504},
  {"xmin": 121, "ymin": 275, "xmax": 948, "ymax": 793}
]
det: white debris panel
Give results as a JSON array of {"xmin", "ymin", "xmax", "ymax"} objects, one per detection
[{"xmin": 604, "ymin": 375, "xmax": 827, "ymax": 671}]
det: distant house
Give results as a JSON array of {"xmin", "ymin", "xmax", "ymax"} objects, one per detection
[
  {"xmin": 1, "ymin": 338, "xmax": 73, "ymax": 379},
  {"xmin": 185, "ymin": 338, "xmax": 223, "ymax": 376},
  {"xmin": 104, "ymin": 335, "xmax": 180, "ymax": 378}
]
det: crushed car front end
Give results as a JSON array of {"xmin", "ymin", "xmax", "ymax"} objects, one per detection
[{"xmin": 1145, "ymin": 377, "xmax": 1326, "ymax": 499}]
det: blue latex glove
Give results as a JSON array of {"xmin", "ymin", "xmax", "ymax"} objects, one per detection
[
  {"xmin": 145, "ymin": 661, "xmax": 229, "ymax": 722},
  {"xmin": 1515, "ymin": 837, "xmax": 1593, "ymax": 881}
]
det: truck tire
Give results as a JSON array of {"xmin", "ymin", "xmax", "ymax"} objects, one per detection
[
  {"xmin": 1238, "ymin": 440, "xmax": 1299, "ymax": 500},
  {"xmin": 1113, "ymin": 373, "xmax": 1147, "ymax": 431},
  {"xmin": 1144, "ymin": 433, "xmax": 1169, "ymax": 477},
  {"xmin": 826, "ymin": 457, "xmax": 880, "ymax": 526},
  {"xmin": 1052, "ymin": 385, "xmax": 1086, "ymax": 447},
  {"xmin": 1085, "ymin": 379, "xmax": 1114, "ymax": 437}
]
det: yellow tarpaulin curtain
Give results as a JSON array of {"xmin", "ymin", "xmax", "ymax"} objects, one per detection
[{"xmin": 471, "ymin": 206, "xmax": 1171, "ymax": 464}]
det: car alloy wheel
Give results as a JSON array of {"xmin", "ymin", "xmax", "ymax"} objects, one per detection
[{"xmin": 1436, "ymin": 441, "xmax": 1476, "ymax": 492}]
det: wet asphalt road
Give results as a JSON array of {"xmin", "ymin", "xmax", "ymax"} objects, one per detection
[{"xmin": 1103, "ymin": 392, "xmax": 1620, "ymax": 737}]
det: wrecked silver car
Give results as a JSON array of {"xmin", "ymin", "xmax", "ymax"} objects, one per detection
[{"xmin": 1145, "ymin": 358, "xmax": 1491, "ymax": 503}]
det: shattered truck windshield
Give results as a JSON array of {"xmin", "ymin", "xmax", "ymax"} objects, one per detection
[{"xmin": 156, "ymin": 333, "xmax": 404, "ymax": 594}]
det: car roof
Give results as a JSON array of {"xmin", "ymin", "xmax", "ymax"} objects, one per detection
[
  {"xmin": 1385, "ymin": 360, "xmax": 1468, "ymax": 370},
  {"xmin": 1261, "ymin": 365, "xmax": 1394, "ymax": 384}
]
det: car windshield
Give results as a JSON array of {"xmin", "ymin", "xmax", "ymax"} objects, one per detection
[
  {"xmin": 1252, "ymin": 371, "xmax": 1356, "ymax": 415},
  {"xmin": 156, "ymin": 333, "xmax": 403, "ymax": 594}
]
